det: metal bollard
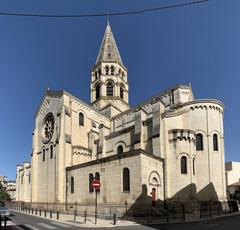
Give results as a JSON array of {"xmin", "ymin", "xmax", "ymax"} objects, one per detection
[
  {"xmin": 56, "ymin": 211, "xmax": 59, "ymax": 220},
  {"xmin": 32, "ymin": 208, "xmax": 34, "ymax": 214},
  {"xmin": 50, "ymin": 210, "xmax": 52, "ymax": 219},
  {"xmin": 73, "ymin": 210, "xmax": 76, "ymax": 221},
  {"xmin": 84, "ymin": 210, "xmax": 87, "ymax": 223},
  {"xmin": 35, "ymin": 209, "xmax": 37, "ymax": 215},
  {"xmin": 182, "ymin": 205, "xmax": 185, "ymax": 221},
  {"xmin": 113, "ymin": 214, "xmax": 116, "ymax": 225},
  {"xmin": 4, "ymin": 216, "xmax": 6, "ymax": 229},
  {"xmin": 44, "ymin": 210, "xmax": 47, "ymax": 217},
  {"xmin": 39, "ymin": 209, "xmax": 41, "ymax": 216}
]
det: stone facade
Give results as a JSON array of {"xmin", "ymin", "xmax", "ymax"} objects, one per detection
[
  {"xmin": 16, "ymin": 23, "xmax": 227, "ymax": 212},
  {"xmin": 16, "ymin": 163, "xmax": 31, "ymax": 202}
]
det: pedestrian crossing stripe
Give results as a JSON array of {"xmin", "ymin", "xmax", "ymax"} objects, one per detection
[
  {"xmin": 50, "ymin": 221, "xmax": 71, "ymax": 228},
  {"xmin": 24, "ymin": 224, "xmax": 40, "ymax": 230},
  {"xmin": 37, "ymin": 223, "xmax": 57, "ymax": 229}
]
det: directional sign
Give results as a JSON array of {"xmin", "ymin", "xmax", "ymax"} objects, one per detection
[{"xmin": 92, "ymin": 180, "xmax": 101, "ymax": 190}]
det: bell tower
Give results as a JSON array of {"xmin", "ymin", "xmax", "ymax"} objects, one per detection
[{"xmin": 90, "ymin": 22, "xmax": 130, "ymax": 117}]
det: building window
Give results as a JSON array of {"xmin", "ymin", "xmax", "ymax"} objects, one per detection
[
  {"xmin": 213, "ymin": 134, "xmax": 219, "ymax": 151},
  {"xmin": 193, "ymin": 158, "xmax": 195, "ymax": 175},
  {"xmin": 79, "ymin": 112, "xmax": 84, "ymax": 126},
  {"xmin": 21, "ymin": 175, "xmax": 23, "ymax": 184},
  {"xmin": 89, "ymin": 173, "xmax": 94, "ymax": 193},
  {"xmin": 111, "ymin": 66, "xmax": 114, "ymax": 75},
  {"xmin": 117, "ymin": 145, "xmax": 123, "ymax": 154},
  {"xmin": 123, "ymin": 168, "xmax": 130, "ymax": 192},
  {"xmin": 98, "ymin": 69, "xmax": 101, "ymax": 76},
  {"xmin": 196, "ymin": 133, "xmax": 203, "ymax": 151},
  {"xmin": 70, "ymin": 176, "xmax": 74, "ymax": 193},
  {"xmin": 29, "ymin": 173, "xmax": 31, "ymax": 183},
  {"xmin": 95, "ymin": 85, "xmax": 100, "ymax": 99},
  {"xmin": 105, "ymin": 66, "xmax": 109, "ymax": 75},
  {"xmin": 95, "ymin": 71, "xmax": 98, "ymax": 79},
  {"xmin": 181, "ymin": 156, "xmax": 187, "ymax": 174},
  {"xmin": 120, "ymin": 87, "xmax": 124, "ymax": 99},
  {"xmin": 43, "ymin": 148, "xmax": 45, "ymax": 162},
  {"xmin": 107, "ymin": 82, "xmax": 114, "ymax": 96},
  {"xmin": 50, "ymin": 145, "xmax": 53, "ymax": 159}
]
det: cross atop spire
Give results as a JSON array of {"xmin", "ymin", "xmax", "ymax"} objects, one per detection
[
  {"xmin": 95, "ymin": 22, "xmax": 123, "ymax": 66},
  {"xmin": 106, "ymin": 12, "xmax": 110, "ymax": 25}
]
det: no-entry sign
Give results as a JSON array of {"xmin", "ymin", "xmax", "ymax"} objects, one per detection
[{"xmin": 92, "ymin": 180, "xmax": 101, "ymax": 190}]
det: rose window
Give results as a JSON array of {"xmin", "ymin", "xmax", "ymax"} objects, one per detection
[{"xmin": 42, "ymin": 113, "xmax": 54, "ymax": 144}]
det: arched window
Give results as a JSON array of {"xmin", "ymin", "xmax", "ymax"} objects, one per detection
[
  {"xmin": 181, "ymin": 156, "xmax": 187, "ymax": 174},
  {"xmin": 42, "ymin": 148, "xmax": 45, "ymax": 162},
  {"xmin": 70, "ymin": 176, "xmax": 74, "ymax": 193},
  {"xmin": 213, "ymin": 134, "xmax": 219, "ymax": 151},
  {"xmin": 95, "ymin": 172, "xmax": 100, "ymax": 192},
  {"xmin": 107, "ymin": 82, "xmax": 114, "ymax": 96},
  {"xmin": 123, "ymin": 168, "xmax": 130, "ymax": 192},
  {"xmin": 89, "ymin": 173, "xmax": 94, "ymax": 193},
  {"xmin": 193, "ymin": 158, "xmax": 195, "ymax": 175},
  {"xmin": 50, "ymin": 145, "xmax": 53, "ymax": 159},
  {"xmin": 117, "ymin": 145, "xmax": 123, "ymax": 154},
  {"xmin": 98, "ymin": 69, "xmax": 101, "ymax": 76},
  {"xmin": 105, "ymin": 65, "xmax": 109, "ymax": 75},
  {"xmin": 79, "ymin": 112, "xmax": 84, "ymax": 126},
  {"xmin": 120, "ymin": 87, "xmax": 124, "ymax": 99},
  {"xmin": 94, "ymin": 71, "xmax": 98, "ymax": 79},
  {"xmin": 111, "ymin": 66, "xmax": 114, "ymax": 75},
  {"xmin": 95, "ymin": 85, "xmax": 100, "ymax": 99},
  {"xmin": 196, "ymin": 133, "xmax": 204, "ymax": 151}
]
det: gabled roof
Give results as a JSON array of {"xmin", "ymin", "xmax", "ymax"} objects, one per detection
[
  {"xmin": 95, "ymin": 23, "xmax": 123, "ymax": 65},
  {"xmin": 35, "ymin": 89, "xmax": 110, "ymax": 121}
]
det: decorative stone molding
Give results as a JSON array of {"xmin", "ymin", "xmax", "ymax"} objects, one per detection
[
  {"xmin": 72, "ymin": 145, "xmax": 92, "ymax": 157},
  {"xmin": 168, "ymin": 129, "xmax": 196, "ymax": 142}
]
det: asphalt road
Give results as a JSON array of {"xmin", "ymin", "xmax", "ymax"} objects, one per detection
[
  {"xmin": 6, "ymin": 210, "xmax": 240, "ymax": 230},
  {"xmin": 7, "ymin": 210, "xmax": 154, "ymax": 230}
]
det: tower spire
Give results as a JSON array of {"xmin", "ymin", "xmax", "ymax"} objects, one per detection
[
  {"xmin": 91, "ymin": 23, "xmax": 129, "ymax": 117},
  {"xmin": 95, "ymin": 22, "xmax": 123, "ymax": 66}
]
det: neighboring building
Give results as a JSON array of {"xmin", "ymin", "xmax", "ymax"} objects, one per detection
[
  {"xmin": 6, "ymin": 180, "xmax": 16, "ymax": 201},
  {"xmin": 225, "ymin": 161, "xmax": 240, "ymax": 194},
  {"xmin": 0, "ymin": 176, "xmax": 16, "ymax": 200},
  {"xmin": 16, "ymin": 22, "xmax": 227, "ymax": 213}
]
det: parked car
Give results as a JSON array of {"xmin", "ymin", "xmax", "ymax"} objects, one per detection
[{"xmin": 0, "ymin": 206, "xmax": 10, "ymax": 217}]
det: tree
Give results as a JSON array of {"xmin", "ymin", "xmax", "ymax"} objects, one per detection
[{"xmin": 0, "ymin": 183, "xmax": 11, "ymax": 201}]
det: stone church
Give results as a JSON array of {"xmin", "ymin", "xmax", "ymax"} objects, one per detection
[{"xmin": 16, "ymin": 22, "xmax": 227, "ymax": 213}]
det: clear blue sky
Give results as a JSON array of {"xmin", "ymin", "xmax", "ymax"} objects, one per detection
[{"xmin": 0, "ymin": 0, "xmax": 239, "ymax": 180}]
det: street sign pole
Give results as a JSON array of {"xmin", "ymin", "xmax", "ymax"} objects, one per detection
[
  {"xmin": 95, "ymin": 189, "xmax": 97, "ymax": 225},
  {"xmin": 92, "ymin": 179, "xmax": 101, "ymax": 225}
]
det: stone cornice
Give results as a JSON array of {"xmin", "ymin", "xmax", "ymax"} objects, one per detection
[{"xmin": 66, "ymin": 149, "xmax": 163, "ymax": 171}]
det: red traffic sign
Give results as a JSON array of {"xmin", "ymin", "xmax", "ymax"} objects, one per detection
[{"xmin": 92, "ymin": 180, "xmax": 101, "ymax": 190}]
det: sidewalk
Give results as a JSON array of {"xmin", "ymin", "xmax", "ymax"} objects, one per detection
[{"xmin": 10, "ymin": 209, "xmax": 155, "ymax": 229}]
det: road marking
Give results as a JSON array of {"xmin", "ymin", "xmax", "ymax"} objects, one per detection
[
  {"xmin": 37, "ymin": 223, "xmax": 57, "ymax": 229},
  {"xmin": 50, "ymin": 222, "xmax": 71, "ymax": 227},
  {"xmin": 24, "ymin": 224, "xmax": 40, "ymax": 230}
]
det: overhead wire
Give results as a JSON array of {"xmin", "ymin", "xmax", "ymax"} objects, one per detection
[{"xmin": 0, "ymin": 0, "xmax": 211, "ymax": 18}]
